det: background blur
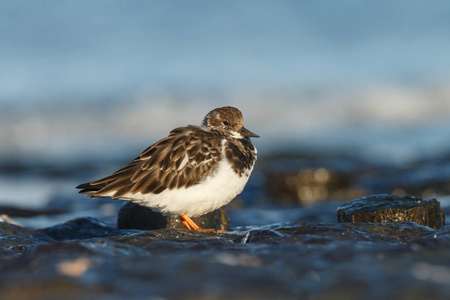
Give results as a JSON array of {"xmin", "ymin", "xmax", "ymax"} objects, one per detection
[{"xmin": 1, "ymin": 1, "xmax": 450, "ymax": 215}]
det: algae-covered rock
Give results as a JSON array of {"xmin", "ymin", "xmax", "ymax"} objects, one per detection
[{"xmin": 337, "ymin": 194, "xmax": 445, "ymax": 229}]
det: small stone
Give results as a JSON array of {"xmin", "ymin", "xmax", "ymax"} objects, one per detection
[
  {"xmin": 337, "ymin": 194, "xmax": 445, "ymax": 229},
  {"xmin": 117, "ymin": 202, "xmax": 229, "ymax": 231},
  {"xmin": 0, "ymin": 221, "xmax": 54, "ymax": 242},
  {"xmin": 41, "ymin": 217, "xmax": 116, "ymax": 240}
]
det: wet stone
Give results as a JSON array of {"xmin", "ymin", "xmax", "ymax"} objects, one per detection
[
  {"xmin": 337, "ymin": 194, "xmax": 446, "ymax": 229},
  {"xmin": 239, "ymin": 229, "xmax": 286, "ymax": 244},
  {"xmin": 117, "ymin": 202, "xmax": 229, "ymax": 231},
  {"xmin": 40, "ymin": 217, "xmax": 116, "ymax": 241},
  {"xmin": 0, "ymin": 221, "xmax": 55, "ymax": 259},
  {"xmin": 0, "ymin": 221, "xmax": 55, "ymax": 242}
]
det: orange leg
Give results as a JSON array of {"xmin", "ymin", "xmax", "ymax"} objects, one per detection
[
  {"xmin": 180, "ymin": 213, "xmax": 226, "ymax": 233},
  {"xmin": 180, "ymin": 217, "xmax": 192, "ymax": 230}
]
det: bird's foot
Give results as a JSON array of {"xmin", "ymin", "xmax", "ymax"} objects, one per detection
[{"xmin": 180, "ymin": 213, "xmax": 226, "ymax": 233}]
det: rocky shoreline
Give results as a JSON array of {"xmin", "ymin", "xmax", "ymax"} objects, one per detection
[
  {"xmin": 0, "ymin": 195, "xmax": 448, "ymax": 299},
  {"xmin": 1, "ymin": 154, "xmax": 450, "ymax": 299}
]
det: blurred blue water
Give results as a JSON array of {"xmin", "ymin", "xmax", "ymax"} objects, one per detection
[
  {"xmin": 1, "ymin": 1, "xmax": 450, "ymax": 101},
  {"xmin": 1, "ymin": 0, "xmax": 450, "ymax": 166}
]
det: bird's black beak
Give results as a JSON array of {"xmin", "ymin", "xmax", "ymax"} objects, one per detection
[{"xmin": 240, "ymin": 127, "xmax": 260, "ymax": 138}]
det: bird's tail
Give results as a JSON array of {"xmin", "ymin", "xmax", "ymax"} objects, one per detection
[{"xmin": 76, "ymin": 181, "xmax": 109, "ymax": 198}]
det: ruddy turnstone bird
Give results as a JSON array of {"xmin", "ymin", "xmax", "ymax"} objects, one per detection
[{"xmin": 77, "ymin": 106, "xmax": 258, "ymax": 232}]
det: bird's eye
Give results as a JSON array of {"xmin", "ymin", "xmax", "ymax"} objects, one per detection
[{"xmin": 222, "ymin": 121, "xmax": 230, "ymax": 126}]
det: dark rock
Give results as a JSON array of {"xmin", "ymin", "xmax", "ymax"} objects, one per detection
[
  {"xmin": 239, "ymin": 229, "xmax": 285, "ymax": 244},
  {"xmin": 109, "ymin": 230, "xmax": 240, "ymax": 254},
  {"xmin": 40, "ymin": 217, "xmax": 116, "ymax": 241},
  {"xmin": 413, "ymin": 225, "xmax": 450, "ymax": 248},
  {"xmin": 235, "ymin": 222, "xmax": 435, "ymax": 245},
  {"xmin": 0, "ymin": 221, "xmax": 54, "ymax": 242},
  {"xmin": 337, "ymin": 194, "xmax": 446, "ymax": 229},
  {"xmin": 24, "ymin": 238, "xmax": 150, "ymax": 259},
  {"xmin": 0, "ymin": 235, "xmax": 46, "ymax": 254},
  {"xmin": 0, "ymin": 221, "xmax": 54, "ymax": 259},
  {"xmin": 117, "ymin": 202, "xmax": 229, "ymax": 230}
]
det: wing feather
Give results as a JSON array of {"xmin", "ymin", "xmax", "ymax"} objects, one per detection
[{"xmin": 77, "ymin": 126, "xmax": 223, "ymax": 199}]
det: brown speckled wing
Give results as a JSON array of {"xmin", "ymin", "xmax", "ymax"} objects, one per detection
[{"xmin": 77, "ymin": 126, "xmax": 223, "ymax": 199}]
